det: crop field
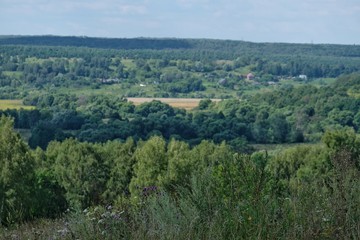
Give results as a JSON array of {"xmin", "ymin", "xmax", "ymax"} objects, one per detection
[
  {"xmin": 0, "ymin": 100, "xmax": 35, "ymax": 110},
  {"xmin": 127, "ymin": 98, "xmax": 221, "ymax": 110}
]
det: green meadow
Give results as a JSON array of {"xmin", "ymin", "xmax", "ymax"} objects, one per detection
[{"xmin": 0, "ymin": 99, "xmax": 35, "ymax": 110}]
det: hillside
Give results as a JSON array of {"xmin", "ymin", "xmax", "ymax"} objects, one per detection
[
  {"xmin": 1, "ymin": 35, "xmax": 360, "ymax": 102},
  {"xmin": 1, "ymin": 35, "xmax": 360, "ymax": 57}
]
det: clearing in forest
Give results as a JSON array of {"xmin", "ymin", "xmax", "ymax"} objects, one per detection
[
  {"xmin": 127, "ymin": 98, "xmax": 221, "ymax": 110},
  {"xmin": 0, "ymin": 100, "xmax": 35, "ymax": 110}
]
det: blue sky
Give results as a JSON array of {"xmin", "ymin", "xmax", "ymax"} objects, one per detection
[{"xmin": 0, "ymin": 0, "xmax": 359, "ymax": 44}]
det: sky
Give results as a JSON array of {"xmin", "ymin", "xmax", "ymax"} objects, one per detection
[{"xmin": 0, "ymin": 0, "xmax": 359, "ymax": 44}]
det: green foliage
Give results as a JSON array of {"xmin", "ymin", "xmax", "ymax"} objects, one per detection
[
  {"xmin": 2, "ymin": 36, "xmax": 360, "ymax": 238},
  {"xmin": 267, "ymin": 145, "xmax": 331, "ymax": 196},
  {"xmin": 162, "ymin": 139, "xmax": 192, "ymax": 190},
  {"xmin": 135, "ymin": 100, "xmax": 174, "ymax": 117},
  {"xmin": 1, "ymin": 36, "xmax": 360, "ymax": 102},
  {"xmin": 3, "ymin": 74, "xmax": 360, "ymax": 149},
  {"xmin": 101, "ymin": 138, "xmax": 136, "ymax": 203},
  {"xmin": 29, "ymin": 121, "xmax": 67, "ymax": 149},
  {"xmin": 2, "ymin": 36, "xmax": 360, "ymax": 148},
  {"xmin": 0, "ymin": 116, "xmax": 35, "ymax": 224},
  {"xmin": 322, "ymin": 129, "xmax": 360, "ymax": 170},
  {"xmin": 129, "ymin": 136, "xmax": 167, "ymax": 197},
  {"xmin": 198, "ymin": 98, "xmax": 212, "ymax": 110},
  {"xmin": 0, "ymin": 134, "xmax": 359, "ymax": 239},
  {"xmin": 32, "ymin": 169, "xmax": 67, "ymax": 219},
  {"xmin": 46, "ymin": 139, "xmax": 109, "ymax": 209},
  {"xmin": 323, "ymin": 128, "xmax": 358, "ymax": 152}
]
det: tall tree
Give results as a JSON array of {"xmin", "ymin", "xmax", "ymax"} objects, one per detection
[
  {"xmin": 46, "ymin": 139, "xmax": 109, "ymax": 209},
  {"xmin": 0, "ymin": 116, "xmax": 36, "ymax": 224},
  {"xmin": 129, "ymin": 136, "xmax": 167, "ymax": 197}
]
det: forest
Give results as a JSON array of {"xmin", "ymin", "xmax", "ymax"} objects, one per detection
[{"xmin": 0, "ymin": 36, "xmax": 360, "ymax": 239}]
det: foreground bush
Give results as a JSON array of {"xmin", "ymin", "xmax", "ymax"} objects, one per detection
[
  {"xmin": 2, "ymin": 145, "xmax": 360, "ymax": 239},
  {"xmin": 1, "ymin": 122, "xmax": 359, "ymax": 239}
]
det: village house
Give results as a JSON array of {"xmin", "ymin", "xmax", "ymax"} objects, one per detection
[
  {"xmin": 298, "ymin": 74, "xmax": 307, "ymax": 80},
  {"xmin": 247, "ymin": 73, "xmax": 254, "ymax": 80},
  {"xmin": 218, "ymin": 78, "xmax": 227, "ymax": 85},
  {"xmin": 100, "ymin": 78, "xmax": 120, "ymax": 84}
]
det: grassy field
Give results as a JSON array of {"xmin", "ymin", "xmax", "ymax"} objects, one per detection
[
  {"xmin": 251, "ymin": 142, "xmax": 319, "ymax": 154},
  {"xmin": 2, "ymin": 71, "xmax": 23, "ymax": 79},
  {"xmin": 127, "ymin": 97, "xmax": 221, "ymax": 110},
  {"xmin": 0, "ymin": 100, "xmax": 35, "ymax": 110}
]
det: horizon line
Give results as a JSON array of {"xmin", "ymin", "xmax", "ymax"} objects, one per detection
[{"xmin": 0, "ymin": 34, "xmax": 358, "ymax": 46}]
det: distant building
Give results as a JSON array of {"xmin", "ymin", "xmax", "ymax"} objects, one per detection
[
  {"xmin": 298, "ymin": 74, "xmax": 307, "ymax": 80},
  {"xmin": 247, "ymin": 73, "xmax": 254, "ymax": 80},
  {"xmin": 218, "ymin": 78, "xmax": 227, "ymax": 85},
  {"xmin": 100, "ymin": 78, "xmax": 120, "ymax": 84}
]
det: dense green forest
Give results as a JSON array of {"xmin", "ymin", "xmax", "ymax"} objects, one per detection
[
  {"xmin": 1, "ymin": 35, "xmax": 360, "ymax": 57},
  {"xmin": 0, "ymin": 36, "xmax": 360, "ymax": 239}
]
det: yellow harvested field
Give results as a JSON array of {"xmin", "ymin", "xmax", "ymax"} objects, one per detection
[
  {"xmin": 127, "ymin": 98, "xmax": 221, "ymax": 110},
  {"xmin": 0, "ymin": 100, "xmax": 35, "ymax": 110}
]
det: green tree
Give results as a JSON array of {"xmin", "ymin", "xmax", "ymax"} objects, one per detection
[
  {"xmin": 29, "ymin": 121, "xmax": 66, "ymax": 149},
  {"xmin": 198, "ymin": 99, "xmax": 212, "ymax": 110},
  {"xmin": 322, "ymin": 129, "xmax": 360, "ymax": 170},
  {"xmin": 268, "ymin": 113, "xmax": 290, "ymax": 143},
  {"xmin": 129, "ymin": 136, "xmax": 167, "ymax": 197},
  {"xmin": 162, "ymin": 139, "xmax": 192, "ymax": 190},
  {"xmin": 0, "ymin": 116, "xmax": 36, "ymax": 224},
  {"xmin": 252, "ymin": 110, "xmax": 269, "ymax": 143},
  {"xmin": 32, "ymin": 148, "xmax": 67, "ymax": 219},
  {"xmin": 101, "ymin": 138, "xmax": 136, "ymax": 203},
  {"xmin": 46, "ymin": 139, "xmax": 109, "ymax": 209}
]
